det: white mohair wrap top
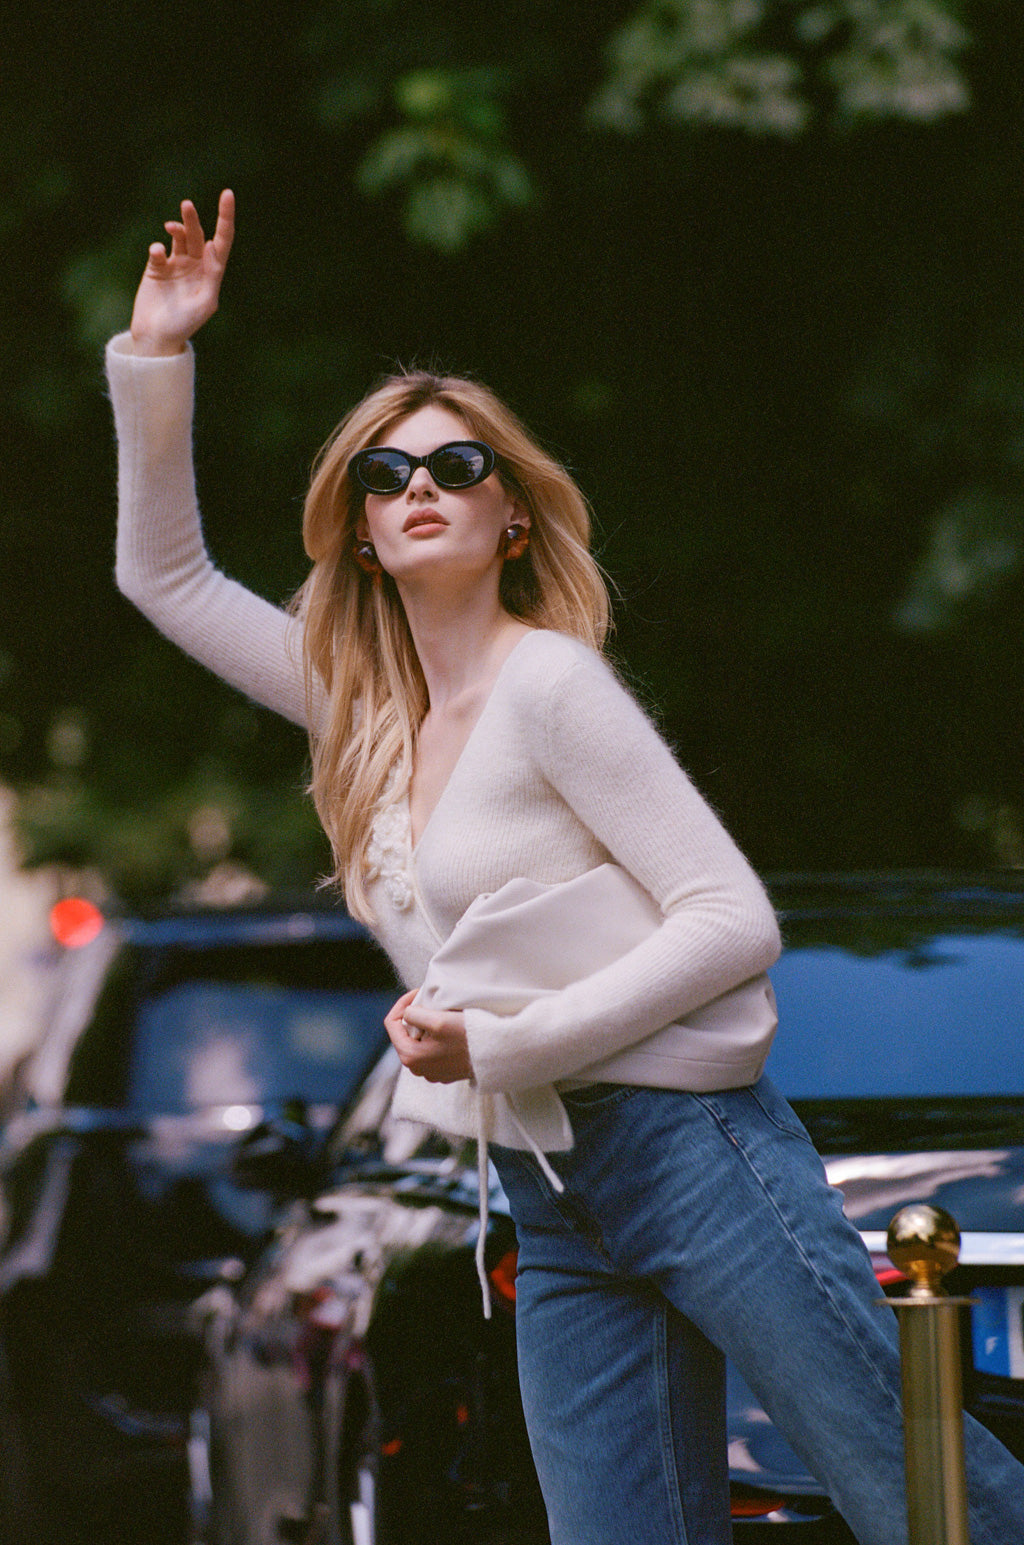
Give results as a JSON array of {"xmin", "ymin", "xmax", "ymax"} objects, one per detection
[{"xmin": 105, "ymin": 332, "xmax": 783, "ymax": 1163}]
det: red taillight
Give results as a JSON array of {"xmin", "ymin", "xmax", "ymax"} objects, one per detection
[
  {"xmin": 49, "ymin": 897, "xmax": 104, "ymax": 948},
  {"xmin": 489, "ymin": 1249, "xmax": 518, "ymax": 1304},
  {"xmin": 874, "ymin": 1265, "xmax": 909, "ymax": 1288},
  {"xmin": 730, "ymin": 1488, "xmax": 788, "ymax": 1518}
]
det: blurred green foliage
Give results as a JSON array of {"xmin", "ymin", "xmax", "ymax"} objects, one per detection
[
  {"xmin": 2, "ymin": 0, "xmax": 1024, "ymax": 903},
  {"xmin": 356, "ymin": 69, "xmax": 534, "ymax": 252},
  {"xmin": 591, "ymin": 0, "xmax": 969, "ymax": 134}
]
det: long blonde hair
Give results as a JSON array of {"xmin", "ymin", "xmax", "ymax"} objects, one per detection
[{"xmin": 293, "ymin": 368, "xmax": 611, "ymax": 923}]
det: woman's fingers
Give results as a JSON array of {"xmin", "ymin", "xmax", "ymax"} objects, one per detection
[
  {"xmin": 130, "ymin": 191, "xmax": 235, "ymax": 353},
  {"xmin": 400, "ymin": 1007, "xmax": 473, "ymax": 1081},
  {"xmin": 209, "ymin": 188, "xmax": 235, "ymax": 269},
  {"xmin": 180, "ymin": 199, "xmax": 205, "ymax": 260},
  {"xmin": 384, "ymin": 989, "xmax": 420, "ymax": 1043},
  {"xmin": 387, "ymin": 988, "xmax": 418, "ymax": 1017},
  {"xmin": 163, "ymin": 221, "xmax": 187, "ymax": 260},
  {"xmin": 402, "ymin": 1005, "xmax": 441, "ymax": 1038},
  {"xmin": 383, "ymin": 995, "xmax": 472, "ymax": 1082},
  {"xmin": 153, "ymin": 193, "xmax": 234, "ymax": 276}
]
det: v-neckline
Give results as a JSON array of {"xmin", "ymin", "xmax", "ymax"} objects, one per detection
[{"xmin": 407, "ymin": 629, "xmax": 536, "ymax": 855}]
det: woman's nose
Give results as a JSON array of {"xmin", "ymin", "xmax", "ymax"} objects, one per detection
[{"xmin": 406, "ymin": 466, "xmax": 438, "ymax": 497}]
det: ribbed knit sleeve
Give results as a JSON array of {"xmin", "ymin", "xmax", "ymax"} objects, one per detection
[
  {"xmin": 105, "ymin": 332, "xmax": 315, "ymax": 728},
  {"xmin": 462, "ymin": 643, "xmax": 781, "ymax": 1092}
]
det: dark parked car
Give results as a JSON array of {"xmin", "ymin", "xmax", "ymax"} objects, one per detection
[
  {"xmin": 0, "ymin": 895, "xmax": 397, "ymax": 1545},
  {"xmin": 194, "ymin": 873, "xmax": 1024, "ymax": 1545},
  {"xmin": 194, "ymin": 1047, "xmax": 540, "ymax": 1545}
]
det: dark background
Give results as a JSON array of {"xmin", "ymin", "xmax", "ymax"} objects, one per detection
[{"xmin": 3, "ymin": 0, "xmax": 1023, "ymax": 899}]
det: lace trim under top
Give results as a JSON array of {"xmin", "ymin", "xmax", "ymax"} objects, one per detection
[{"xmin": 365, "ymin": 772, "xmax": 414, "ymax": 912}]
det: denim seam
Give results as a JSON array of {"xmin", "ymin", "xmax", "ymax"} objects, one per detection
[
  {"xmin": 512, "ymin": 1147, "xmax": 565, "ymax": 1211},
  {"xmin": 745, "ymin": 1082, "xmax": 817, "ymax": 1147},
  {"xmin": 691, "ymin": 1091, "xmax": 905, "ymax": 1416},
  {"xmin": 654, "ymin": 1301, "xmax": 690, "ymax": 1545}
]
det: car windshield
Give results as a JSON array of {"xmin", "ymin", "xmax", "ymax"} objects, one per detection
[
  {"xmin": 766, "ymin": 925, "xmax": 1024, "ymax": 1100},
  {"xmin": 59, "ymin": 936, "xmax": 396, "ymax": 1113},
  {"xmin": 130, "ymin": 978, "xmax": 396, "ymax": 1114}
]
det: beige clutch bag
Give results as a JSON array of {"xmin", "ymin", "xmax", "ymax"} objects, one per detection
[{"xmin": 415, "ymin": 862, "xmax": 778, "ymax": 1091}]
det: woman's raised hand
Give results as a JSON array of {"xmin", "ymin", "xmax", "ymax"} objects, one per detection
[{"xmin": 130, "ymin": 190, "xmax": 235, "ymax": 356}]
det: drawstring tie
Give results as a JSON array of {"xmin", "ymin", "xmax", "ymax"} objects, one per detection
[{"xmin": 474, "ymin": 1091, "xmax": 564, "ymax": 1319}]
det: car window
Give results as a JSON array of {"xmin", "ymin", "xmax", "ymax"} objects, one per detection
[
  {"xmin": 130, "ymin": 978, "xmax": 395, "ymax": 1113},
  {"xmin": 60, "ymin": 936, "xmax": 397, "ymax": 1113},
  {"xmin": 766, "ymin": 927, "xmax": 1024, "ymax": 1099}
]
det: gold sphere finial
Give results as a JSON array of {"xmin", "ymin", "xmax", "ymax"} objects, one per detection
[{"xmin": 887, "ymin": 1204, "xmax": 961, "ymax": 1298}]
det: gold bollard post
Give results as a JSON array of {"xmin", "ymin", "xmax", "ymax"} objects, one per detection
[{"xmin": 883, "ymin": 1204, "xmax": 974, "ymax": 1545}]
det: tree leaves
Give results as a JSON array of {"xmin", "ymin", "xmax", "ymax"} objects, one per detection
[
  {"xmin": 3, "ymin": 0, "xmax": 1021, "ymax": 898},
  {"xmin": 354, "ymin": 69, "xmax": 535, "ymax": 251},
  {"xmin": 589, "ymin": 0, "xmax": 969, "ymax": 135}
]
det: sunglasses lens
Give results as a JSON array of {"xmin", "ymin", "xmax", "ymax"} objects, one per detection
[
  {"xmin": 351, "ymin": 441, "xmax": 494, "ymax": 493},
  {"xmin": 357, "ymin": 450, "xmax": 410, "ymax": 493},
  {"xmin": 431, "ymin": 443, "xmax": 490, "ymax": 487}
]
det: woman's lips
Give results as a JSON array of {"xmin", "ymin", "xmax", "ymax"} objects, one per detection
[{"xmin": 403, "ymin": 513, "xmax": 448, "ymax": 532}]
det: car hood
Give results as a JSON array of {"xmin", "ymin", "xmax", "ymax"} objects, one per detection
[
  {"xmin": 0, "ymin": 1107, "xmax": 287, "ymax": 1296},
  {"xmin": 825, "ymin": 1145, "xmax": 1024, "ymax": 1247}
]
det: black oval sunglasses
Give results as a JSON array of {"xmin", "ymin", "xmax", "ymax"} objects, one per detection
[{"xmin": 348, "ymin": 440, "xmax": 496, "ymax": 495}]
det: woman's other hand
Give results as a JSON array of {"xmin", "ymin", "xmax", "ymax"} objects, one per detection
[
  {"xmin": 130, "ymin": 189, "xmax": 235, "ymax": 357},
  {"xmin": 385, "ymin": 989, "xmax": 474, "ymax": 1083}
]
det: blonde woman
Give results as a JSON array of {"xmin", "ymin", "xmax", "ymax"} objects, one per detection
[{"xmin": 108, "ymin": 191, "xmax": 1024, "ymax": 1545}]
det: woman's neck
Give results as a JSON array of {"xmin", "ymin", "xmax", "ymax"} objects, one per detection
[{"xmin": 399, "ymin": 583, "xmax": 531, "ymax": 712}]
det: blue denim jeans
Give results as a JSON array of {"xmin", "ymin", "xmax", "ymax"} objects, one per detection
[{"xmin": 490, "ymin": 1078, "xmax": 1024, "ymax": 1545}]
